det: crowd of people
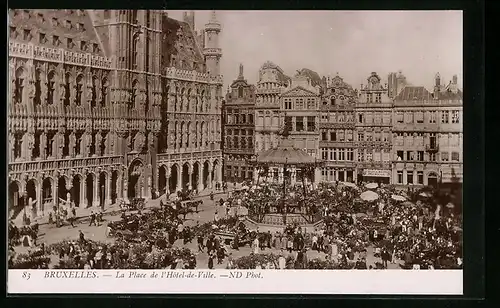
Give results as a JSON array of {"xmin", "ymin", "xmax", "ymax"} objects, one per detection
[{"xmin": 9, "ymin": 177, "xmax": 462, "ymax": 270}]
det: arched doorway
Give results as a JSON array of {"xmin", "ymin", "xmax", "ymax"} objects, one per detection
[
  {"xmin": 192, "ymin": 162, "xmax": 200, "ymax": 191},
  {"xmin": 58, "ymin": 177, "xmax": 69, "ymax": 207},
  {"xmin": 72, "ymin": 176, "xmax": 81, "ymax": 207},
  {"xmin": 203, "ymin": 161, "xmax": 209, "ymax": 189},
  {"xmin": 158, "ymin": 166, "xmax": 167, "ymax": 196},
  {"xmin": 8, "ymin": 181, "xmax": 23, "ymax": 219},
  {"xmin": 128, "ymin": 160, "xmax": 144, "ymax": 199},
  {"xmin": 99, "ymin": 172, "xmax": 106, "ymax": 209},
  {"xmin": 111, "ymin": 171, "xmax": 118, "ymax": 204},
  {"xmin": 182, "ymin": 163, "xmax": 190, "ymax": 191},
  {"xmin": 42, "ymin": 178, "xmax": 53, "ymax": 212},
  {"xmin": 212, "ymin": 160, "xmax": 220, "ymax": 184},
  {"xmin": 169, "ymin": 164, "xmax": 178, "ymax": 193},
  {"xmin": 26, "ymin": 179, "xmax": 37, "ymax": 217},
  {"xmin": 86, "ymin": 174, "xmax": 94, "ymax": 208},
  {"xmin": 428, "ymin": 172, "xmax": 438, "ymax": 188}
]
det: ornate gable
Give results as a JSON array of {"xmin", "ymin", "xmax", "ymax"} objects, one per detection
[{"xmin": 281, "ymin": 86, "xmax": 317, "ymax": 97}]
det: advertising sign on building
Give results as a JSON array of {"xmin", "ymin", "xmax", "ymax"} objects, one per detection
[{"xmin": 362, "ymin": 169, "xmax": 391, "ymax": 177}]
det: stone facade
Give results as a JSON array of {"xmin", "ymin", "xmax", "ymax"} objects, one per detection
[
  {"xmin": 319, "ymin": 75, "xmax": 357, "ymax": 183},
  {"xmin": 355, "ymin": 72, "xmax": 393, "ymax": 184},
  {"xmin": 223, "ymin": 64, "xmax": 256, "ymax": 182},
  {"xmin": 391, "ymin": 74, "xmax": 463, "ymax": 187},
  {"xmin": 8, "ymin": 9, "xmax": 223, "ymax": 221}
]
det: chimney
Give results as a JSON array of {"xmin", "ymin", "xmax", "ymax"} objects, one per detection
[{"xmin": 238, "ymin": 63, "xmax": 244, "ymax": 79}]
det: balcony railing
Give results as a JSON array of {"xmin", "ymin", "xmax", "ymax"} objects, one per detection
[{"xmin": 425, "ymin": 144, "xmax": 439, "ymax": 153}]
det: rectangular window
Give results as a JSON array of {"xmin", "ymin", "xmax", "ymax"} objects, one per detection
[
  {"xmin": 321, "ymin": 131, "xmax": 327, "ymax": 141},
  {"xmin": 397, "ymin": 171, "xmax": 403, "ymax": 184},
  {"xmin": 358, "ymin": 151, "xmax": 364, "ymax": 162},
  {"xmin": 429, "ymin": 153, "xmax": 436, "ymax": 162},
  {"xmin": 376, "ymin": 93, "xmax": 381, "ymax": 103},
  {"xmin": 451, "ymin": 111, "xmax": 460, "ymax": 124},
  {"xmin": 346, "ymin": 130, "xmax": 353, "ymax": 142},
  {"xmin": 357, "ymin": 132, "xmax": 364, "ymax": 142},
  {"xmin": 407, "ymin": 171, "xmax": 414, "ymax": 185},
  {"xmin": 365, "ymin": 113, "xmax": 373, "ymax": 124},
  {"xmin": 367, "ymin": 93, "xmax": 373, "ymax": 103},
  {"xmin": 366, "ymin": 132, "xmax": 372, "ymax": 142},
  {"xmin": 404, "ymin": 112, "xmax": 413, "ymax": 124},
  {"xmin": 295, "ymin": 117, "xmax": 304, "ymax": 132},
  {"xmin": 373, "ymin": 151, "xmax": 381, "ymax": 162},
  {"xmin": 407, "ymin": 135, "xmax": 413, "ymax": 146},
  {"xmin": 441, "ymin": 111, "xmax": 449, "ymax": 124},
  {"xmin": 296, "ymin": 99, "xmax": 304, "ymax": 109},
  {"xmin": 338, "ymin": 130, "xmax": 345, "ymax": 142},
  {"xmin": 39, "ymin": 32, "xmax": 46, "ymax": 43},
  {"xmin": 322, "ymin": 149, "xmax": 327, "ymax": 160},
  {"xmin": 307, "ymin": 116, "xmax": 316, "ymax": 131},
  {"xmin": 416, "ymin": 112, "xmax": 424, "ymax": 123},
  {"xmin": 451, "ymin": 152, "xmax": 460, "ymax": 161},
  {"xmin": 396, "ymin": 112, "xmax": 404, "ymax": 123},
  {"xmin": 382, "ymin": 152, "xmax": 390, "ymax": 162},
  {"xmin": 374, "ymin": 132, "xmax": 381, "ymax": 141},
  {"xmin": 429, "ymin": 111, "xmax": 437, "ymax": 123},
  {"xmin": 383, "ymin": 132, "xmax": 389, "ymax": 142},
  {"xmin": 374, "ymin": 113, "xmax": 381, "ymax": 124},
  {"xmin": 358, "ymin": 114, "xmax": 363, "ymax": 123},
  {"xmin": 397, "ymin": 151, "xmax": 404, "ymax": 161},
  {"xmin": 407, "ymin": 151, "xmax": 414, "ymax": 161},
  {"xmin": 332, "ymin": 149, "xmax": 336, "ymax": 161},
  {"xmin": 366, "ymin": 152, "xmax": 373, "ymax": 161},
  {"xmin": 441, "ymin": 152, "xmax": 449, "ymax": 162},
  {"xmin": 417, "ymin": 151, "xmax": 424, "ymax": 161},
  {"xmin": 330, "ymin": 132, "xmax": 336, "ymax": 141},
  {"xmin": 417, "ymin": 171, "xmax": 424, "ymax": 184}
]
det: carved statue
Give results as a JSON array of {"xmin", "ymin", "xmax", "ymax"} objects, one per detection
[
  {"xmin": 95, "ymin": 130, "xmax": 103, "ymax": 156},
  {"xmin": 60, "ymin": 84, "xmax": 67, "ymax": 104},
  {"xmin": 109, "ymin": 131, "xmax": 115, "ymax": 152},
  {"xmin": 134, "ymin": 132, "xmax": 145, "ymax": 152},
  {"xmin": 69, "ymin": 132, "xmax": 76, "ymax": 156},
  {"xmin": 40, "ymin": 131, "xmax": 47, "ymax": 159},
  {"xmin": 127, "ymin": 134, "xmax": 133, "ymax": 152},
  {"xmin": 169, "ymin": 133, "xmax": 176, "ymax": 148},
  {"xmin": 9, "ymin": 133, "xmax": 15, "ymax": 160},
  {"xmin": 84, "ymin": 130, "xmax": 91, "ymax": 156},
  {"xmin": 27, "ymin": 81, "xmax": 36, "ymax": 100},
  {"xmin": 57, "ymin": 131, "xmax": 65, "ymax": 157}
]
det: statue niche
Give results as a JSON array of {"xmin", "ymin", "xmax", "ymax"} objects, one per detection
[{"xmin": 133, "ymin": 132, "xmax": 146, "ymax": 152}]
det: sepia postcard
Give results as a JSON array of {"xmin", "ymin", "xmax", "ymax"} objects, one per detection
[{"xmin": 7, "ymin": 9, "xmax": 463, "ymax": 294}]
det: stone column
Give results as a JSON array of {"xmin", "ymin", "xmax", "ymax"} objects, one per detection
[
  {"xmin": 176, "ymin": 168, "xmax": 182, "ymax": 192},
  {"xmin": 217, "ymin": 163, "xmax": 222, "ymax": 187},
  {"xmin": 123, "ymin": 171, "xmax": 129, "ymax": 204},
  {"xmin": 208, "ymin": 165, "xmax": 213, "ymax": 189},
  {"xmin": 344, "ymin": 171, "xmax": 347, "ymax": 182},
  {"xmin": 402, "ymin": 169, "xmax": 407, "ymax": 185},
  {"xmin": 35, "ymin": 180, "xmax": 42, "ymax": 217},
  {"xmin": 93, "ymin": 176, "xmax": 99, "ymax": 207},
  {"xmin": 198, "ymin": 165, "xmax": 204, "ymax": 192},
  {"xmin": 79, "ymin": 177, "xmax": 85, "ymax": 208},
  {"xmin": 188, "ymin": 168, "xmax": 193, "ymax": 190},
  {"xmin": 82, "ymin": 176, "xmax": 87, "ymax": 208},
  {"xmin": 53, "ymin": 178, "xmax": 58, "ymax": 211},
  {"xmin": 106, "ymin": 173, "xmax": 112, "ymax": 206}
]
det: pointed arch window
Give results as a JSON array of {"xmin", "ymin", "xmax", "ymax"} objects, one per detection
[{"xmin": 64, "ymin": 73, "xmax": 71, "ymax": 106}]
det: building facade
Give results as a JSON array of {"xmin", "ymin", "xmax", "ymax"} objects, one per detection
[
  {"xmin": 355, "ymin": 72, "xmax": 393, "ymax": 184},
  {"xmin": 391, "ymin": 73, "xmax": 463, "ymax": 187},
  {"xmin": 279, "ymin": 71, "xmax": 321, "ymax": 184},
  {"xmin": 8, "ymin": 9, "xmax": 223, "ymax": 222},
  {"xmin": 223, "ymin": 64, "xmax": 256, "ymax": 182},
  {"xmin": 254, "ymin": 61, "xmax": 290, "ymax": 153},
  {"xmin": 319, "ymin": 75, "xmax": 357, "ymax": 183}
]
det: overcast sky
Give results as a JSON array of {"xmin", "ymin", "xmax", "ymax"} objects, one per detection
[{"xmin": 166, "ymin": 10, "xmax": 463, "ymax": 91}]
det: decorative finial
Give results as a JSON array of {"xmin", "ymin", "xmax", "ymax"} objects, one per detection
[
  {"xmin": 238, "ymin": 63, "xmax": 244, "ymax": 78},
  {"xmin": 210, "ymin": 10, "xmax": 218, "ymax": 22}
]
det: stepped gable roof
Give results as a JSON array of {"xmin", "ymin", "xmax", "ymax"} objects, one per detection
[
  {"xmin": 162, "ymin": 16, "xmax": 205, "ymax": 73},
  {"xmin": 296, "ymin": 68, "xmax": 322, "ymax": 88},
  {"xmin": 256, "ymin": 139, "xmax": 317, "ymax": 165},
  {"xmin": 394, "ymin": 86, "xmax": 433, "ymax": 101},
  {"xmin": 9, "ymin": 9, "xmax": 105, "ymax": 57}
]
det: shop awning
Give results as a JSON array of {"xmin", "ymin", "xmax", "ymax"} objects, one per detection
[{"xmin": 255, "ymin": 139, "xmax": 319, "ymax": 165}]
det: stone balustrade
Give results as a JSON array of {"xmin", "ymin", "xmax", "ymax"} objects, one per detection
[
  {"xmin": 164, "ymin": 67, "xmax": 223, "ymax": 84},
  {"xmin": 8, "ymin": 155, "xmax": 123, "ymax": 175},
  {"xmin": 9, "ymin": 41, "xmax": 112, "ymax": 69}
]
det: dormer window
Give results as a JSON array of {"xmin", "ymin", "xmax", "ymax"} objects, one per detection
[
  {"xmin": 77, "ymin": 23, "xmax": 85, "ymax": 31},
  {"xmin": 39, "ymin": 32, "xmax": 46, "ymax": 44},
  {"xmin": 65, "ymin": 20, "xmax": 72, "ymax": 29},
  {"xmin": 53, "ymin": 35, "xmax": 60, "ymax": 46},
  {"xmin": 67, "ymin": 38, "xmax": 73, "ymax": 48},
  {"xmin": 80, "ymin": 40, "xmax": 87, "ymax": 51},
  {"xmin": 51, "ymin": 18, "xmax": 58, "ymax": 26},
  {"xmin": 23, "ymin": 29, "xmax": 31, "ymax": 41},
  {"xmin": 93, "ymin": 43, "xmax": 99, "ymax": 53},
  {"xmin": 9, "ymin": 26, "xmax": 16, "ymax": 39}
]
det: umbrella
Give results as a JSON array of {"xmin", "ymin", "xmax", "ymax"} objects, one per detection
[
  {"xmin": 446, "ymin": 202, "xmax": 455, "ymax": 208},
  {"xmin": 419, "ymin": 192, "xmax": 432, "ymax": 198},
  {"xmin": 342, "ymin": 182, "xmax": 357, "ymax": 188},
  {"xmin": 360, "ymin": 191, "xmax": 379, "ymax": 201},
  {"xmin": 365, "ymin": 183, "xmax": 378, "ymax": 189},
  {"xmin": 391, "ymin": 194, "xmax": 406, "ymax": 202}
]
